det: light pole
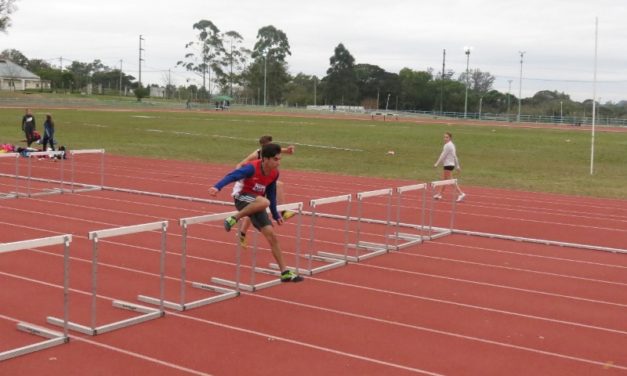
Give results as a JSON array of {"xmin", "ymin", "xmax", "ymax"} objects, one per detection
[
  {"xmin": 560, "ymin": 101, "xmax": 563, "ymax": 123},
  {"xmin": 478, "ymin": 96, "xmax": 483, "ymax": 120},
  {"xmin": 385, "ymin": 93, "xmax": 391, "ymax": 111},
  {"xmin": 507, "ymin": 79, "xmax": 512, "ymax": 120},
  {"xmin": 313, "ymin": 76, "xmax": 317, "ymax": 106},
  {"xmin": 463, "ymin": 47, "xmax": 471, "ymax": 119},
  {"xmin": 517, "ymin": 51, "xmax": 525, "ymax": 123},
  {"xmin": 138, "ymin": 35, "xmax": 145, "ymax": 87},
  {"xmin": 263, "ymin": 53, "xmax": 267, "ymax": 107}
]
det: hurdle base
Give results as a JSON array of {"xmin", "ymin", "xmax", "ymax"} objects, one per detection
[
  {"xmin": 47, "ymin": 300, "xmax": 163, "ymax": 336},
  {"xmin": 269, "ymin": 254, "xmax": 346, "ymax": 275},
  {"xmin": 0, "ymin": 323, "xmax": 68, "ymax": 362},
  {"xmin": 211, "ymin": 276, "xmax": 281, "ymax": 292},
  {"xmin": 138, "ymin": 283, "xmax": 239, "ymax": 311}
]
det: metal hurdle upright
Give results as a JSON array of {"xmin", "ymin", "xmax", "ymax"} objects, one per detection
[
  {"xmin": 22, "ymin": 151, "xmax": 66, "ymax": 197},
  {"xmin": 0, "ymin": 235, "xmax": 72, "ymax": 362},
  {"xmin": 298, "ymin": 194, "xmax": 352, "ymax": 274},
  {"xmin": 390, "ymin": 183, "xmax": 428, "ymax": 250},
  {"xmin": 138, "ymin": 211, "xmax": 241, "ymax": 311},
  {"xmin": 69, "ymin": 149, "xmax": 105, "ymax": 193},
  {"xmin": 48, "ymin": 221, "xmax": 167, "ymax": 336},
  {"xmin": 348, "ymin": 188, "xmax": 394, "ymax": 261},
  {"xmin": 427, "ymin": 179, "xmax": 459, "ymax": 240},
  {"xmin": 213, "ymin": 202, "xmax": 304, "ymax": 291},
  {"xmin": 0, "ymin": 152, "xmax": 19, "ymax": 199}
]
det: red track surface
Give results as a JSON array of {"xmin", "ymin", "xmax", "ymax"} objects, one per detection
[{"xmin": 1, "ymin": 154, "xmax": 626, "ymax": 375}]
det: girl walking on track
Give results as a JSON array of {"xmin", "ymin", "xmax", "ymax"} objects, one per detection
[{"xmin": 433, "ymin": 132, "xmax": 466, "ymax": 202}]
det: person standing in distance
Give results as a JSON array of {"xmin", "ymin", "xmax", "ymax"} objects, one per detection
[
  {"xmin": 433, "ymin": 132, "xmax": 466, "ymax": 202},
  {"xmin": 21, "ymin": 109, "xmax": 36, "ymax": 147},
  {"xmin": 208, "ymin": 143, "xmax": 303, "ymax": 283},
  {"xmin": 42, "ymin": 113, "xmax": 55, "ymax": 152}
]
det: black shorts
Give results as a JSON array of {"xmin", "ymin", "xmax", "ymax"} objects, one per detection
[
  {"xmin": 444, "ymin": 165, "xmax": 455, "ymax": 171},
  {"xmin": 234, "ymin": 195, "xmax": 272, "ymax": 230}
]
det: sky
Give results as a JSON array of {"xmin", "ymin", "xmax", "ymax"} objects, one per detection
[{"xmin": 2, "ymin": 0, "xmax": 626, "ymax": 103}]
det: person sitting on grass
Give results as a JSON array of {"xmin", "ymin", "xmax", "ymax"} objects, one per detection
[
  {"xmin": 208, "ymin": 143, "xmax": 303, "ymax": 283},
  {"xmin": 232, "ymin": 135, "xmax": 296, "ymax": 248}
]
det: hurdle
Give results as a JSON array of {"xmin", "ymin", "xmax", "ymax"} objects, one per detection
[
  {"xmin": 138, "ymin": 211, "xmax": 241, "ymax": 311},
  {"xmin": 48, "ymin": 221, "xmax": 166, "ymax": 336},
  {"xmin": 21, "ymin": 151, "xmax": 66, "ymax": 197},
  {"xmin": 0, "ymin": 234, "xmax": 71, "ymax": 361},
  {"xmin": 427, "ymin": 179, "xmax": 459, "ymax": 240},
  {"xmin": 390, "ymin": 183, "xmax": 428, "ymax": 250},
  {"xmin": 295, "ymin": 194, "xmax": 352, "ymax": 273},
  {"xmin": 0, "ymin": 152, "xmax": 19, "ymax": 199},
  {"xmin": 214, "ymin": 202, "xmax": 304, "ymax": 291},
  {"xmin": 69, "ymin": 149, "xmax": 105, "ymax": 193}
]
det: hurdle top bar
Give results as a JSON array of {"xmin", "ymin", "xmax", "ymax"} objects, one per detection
[
  {"xmin": 357, "ymin": 188, "xmax": 393, "ymax": 200},
  {"xmin": 0, "ymin": 152, "xmax": 19, "ymax": 159},
  {"xmin": 431, "ymin": 179, "xmax": 457, "ymax": 188},
  {"xmin": 180, "ymin": 210, "xmax": 239, "ymax": 227},
  {"xmin": 0, "ymin": 234, "xmax": 72, "ymax": 254},
  {"xmin": 24, "ymin": 151, "xmax": 65, "ymax": 158},
  {"xmin": 70, "ymin": 149, "xmax": 105, "ymax": 155},
  {"xmin": 310, "ymin": 194, "xmax": 351, "ymax": 207},
  {"xmin": 180, "ymin": 202, "xmax": 303, "ymax": 227},
  {"xmin": 396, "ymin": 183, "xmax": 427, "ymax": 193},
  {"xmin": 88, "ymin": 221, "xmax": 168, "ymax": 240}
]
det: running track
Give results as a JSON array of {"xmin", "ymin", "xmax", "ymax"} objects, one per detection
[{"xmin": 1, "ymin": 154, "xmax": 626, "ymax": 375}]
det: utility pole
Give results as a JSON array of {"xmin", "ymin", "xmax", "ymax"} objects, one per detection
[
  {"xmin": 59, "ymin": 57, "xmax": 63, "ymax": 71},
  {"xmin": 463, "ymin": 47, "xmax": 471, "ymax": 119},
  {"xmin": 119, "ymin": 59, "xmax": 123, "ymax": 96},
  {"xmin": 517, "ymin": 51, "xmax": 525, "ymax": 123},
  {"xmin": 507, "ymin": 79, "xmax": 512, "ymax": 120},
  {"xmin": 139, "ymin": 35, "xmax": 145, "ymax": 87},
  {"xmin": 313, "ymin": 76, "xmax": 317, "ymax": 106},
  {"xmin": 440, "ymin": 49, "xmax": 446, "ymax": 114}
]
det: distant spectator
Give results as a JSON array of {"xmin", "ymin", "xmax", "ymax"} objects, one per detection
[
  {"xmin": 42, "ymin": 113, "xmax": 56, "ymax": 151},
  {"xmin": 21, "ymin": 108, "xmax": 36, "ymax": 147}
]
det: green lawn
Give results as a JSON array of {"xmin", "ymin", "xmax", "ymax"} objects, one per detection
[{"xmin": 1, "ymin": 106, "xmax": 625, "ymax": 198}]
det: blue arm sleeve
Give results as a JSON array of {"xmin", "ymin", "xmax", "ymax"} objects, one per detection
[
  {"xmin": 213, "ymin": 165, "xmax": 254, "ymax": 191},
  {"xmin": 266, "ymin": 177, "xmax": 279, "ymax": 220}
]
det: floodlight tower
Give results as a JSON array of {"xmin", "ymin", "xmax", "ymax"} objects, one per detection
[
  {"xmin": 463, "ymin": 47, "xmax": 472, "ymax": 119},
  {"xmin": 517, "ymin": 51, "xmax": 525, "ymax": 122}
]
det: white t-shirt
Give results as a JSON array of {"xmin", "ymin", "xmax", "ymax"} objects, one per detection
[{"xmin": 435, "ymin": 141, "xmax": 460, "ymax": 168}]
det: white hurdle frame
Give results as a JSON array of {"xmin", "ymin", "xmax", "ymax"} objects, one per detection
[
  {"xmin": 213, "ymin": 202, "xmax": 304, "ymax": 291},
  {"xmin": 138, "ymin": 211, "xmax": 241, "ymax": 311},
  {"xmin": 0, "ymin": 152, "xmax": 19, "ymax": 199},
  {"xmin": 69, "ymin": 149, "xmax": 105, "ymax": 193},
  {"xmin": 48, "ymin": 221, "xmax": 166, "ymax": 336},
  {"xmin": 286, "ymin": 196, "xmax": 350, "ymax": 275},
  {"xmin": 0, "ymin": 235, "xmax": 72, "ymax": 362},
  {"xmin": 24, "ymin": 151, "xmax": 66, "ymax": 197},
  {"xmin": 427, "ymin": 179, "xmax": 458, "ymax": 240},
  {"xmin": 345, "ymin": 188, "xmax": 394, "ymax": 262},
  {"xmin": 391, "ymin": 183, "xmax": 428, "ymax": 250}
]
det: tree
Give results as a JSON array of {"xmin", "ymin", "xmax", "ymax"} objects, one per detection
[
  {"xmin": 217, "ymin": 30, "xmax": 250, "ymax": 96},
  {"xmin": 178, "ymin": 19, "xmax": 225, "ymax": 98},
  {"xmin": 284, "ymin": 73, "xmax": 317, "ymax": 106},
  {"xmin": 1, "ymin": 48, "xmax": 27, "ymax": 66},
  {"xmin": 247, "ymin": 25, "xmax": 292, "ymax": 105},
  {"xmin": 322, "ymin": 43, "xmax": 358, "ymax": 105},
  {"xmin": 459, "ymin": 68, "xmax": 495, "ymax": 94},
  {"xmin": 0, "ymin": 0, "xmax": 17, "ymax": 33}
]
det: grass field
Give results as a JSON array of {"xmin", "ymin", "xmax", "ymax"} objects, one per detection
[{"xmin": 0, "ymin": 105, "xmax": 625, "ymax": 198}]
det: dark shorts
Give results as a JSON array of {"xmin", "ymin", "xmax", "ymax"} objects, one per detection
[
  {"xmin": 234, "ymin": 195, "xmax": 272, "ymax": 230},
  {"xmin": 444, "ymin": 165, "xmax": 455, "ymax": 171}
]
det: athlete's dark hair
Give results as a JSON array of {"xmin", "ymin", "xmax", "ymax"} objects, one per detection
[
  {"xmin": 259, "ymin": 135, "xmax": 273, "ymax": 145},
  {"xmin": 261, "ymin": 143, "xmax": 282, "ymax": 159}
]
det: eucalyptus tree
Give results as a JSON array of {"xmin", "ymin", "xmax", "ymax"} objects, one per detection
[
  {"xmin": 178, "ymin": 19, "xmax": 224, "ymax": 98},
  {"xmin": 217, "ymin": 30, "xmax": 250, "ymax": 96},
  {"xmin": 247, "ymin": 25, "xmax": 291, "ymax": 105},
  {"xmin": 322, "ymin": 43, "xmax": 358, "ymax": 105},
  {"xmin": 0, "ymin": 0, "xmax": 17, "ymax": 33}
]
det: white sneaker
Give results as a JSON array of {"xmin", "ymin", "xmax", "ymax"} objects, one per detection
[
  {"xmin": 433, "ymin": 193, "xmax": 442, "ymax": 200},
  {"xmin": 456, "ymin": 193, "xmax": 466, "ymax": 202}
]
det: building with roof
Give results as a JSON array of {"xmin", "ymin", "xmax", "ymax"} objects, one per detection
[{"xmin": 0, "ymin": 59, "xmax": 50, "ymax": 91}]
